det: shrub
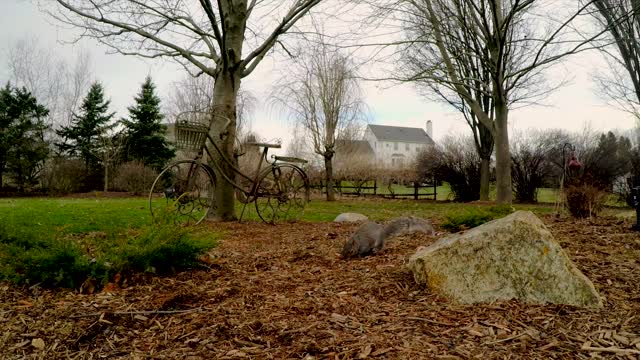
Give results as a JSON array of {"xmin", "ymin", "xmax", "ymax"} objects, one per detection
[
  {"xmin": 510, "ymin": 130, "xmax": 564, "ymax": 203},
  {"xmin": 417, "ymin": 136, "xmax": 480, "ymax": 202},
  {"xmin": 565, "ymin": 182, "xmax": 606, "ymax": 218},
  {"xmin": 0, "ymin": 225, "xmax": 93, "ymax": 288},
  {"xmin": 107, "ymin": 224, "xmax": 215, "ymax": 275},
  {"xmin": 113, "ymin": 161, "xmax": 158, "ymax": 195},
  {"xmin": 0, "ymin": 202, "xmax": 216, "ymax": 289},
  {"xmin": 441, "ymin": 205, "xmax": 514, "ymax": 232},
  {"xmin": 40, "ymin": 157, "xmax": 87, "ymax": 194}
]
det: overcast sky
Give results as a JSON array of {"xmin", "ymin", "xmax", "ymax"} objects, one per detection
[{"xmin": 0, "ymin": 0, "xmax": 636, "ymax": 153}]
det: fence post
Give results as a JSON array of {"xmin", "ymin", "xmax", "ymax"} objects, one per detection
[
  {"xmin": 414, "ymin": 182, "xmax": 419, "ymax": 200},
  {"xmin": 374, "ymin": 180, "xmax": 377, "ymax": 195},
  {"xmin": 433, "ymin": 177, "xmax": 437, "ymax": 202}
]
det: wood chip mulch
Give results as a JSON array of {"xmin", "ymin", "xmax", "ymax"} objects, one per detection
[{"xmin": 1, "ymin": 215, "xmax": 640, "ymax": 359}]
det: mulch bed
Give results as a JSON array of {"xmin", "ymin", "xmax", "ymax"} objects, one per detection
[{"xmin": 1, "ymin": 215, "xmax": 640, "ymax": 359}]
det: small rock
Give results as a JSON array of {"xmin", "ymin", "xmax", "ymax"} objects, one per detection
[
  {"xmin": 334, "ymin": 213, "xmax": 368, "ymax": 222},
  {"xmin": 31, "ymin": 338, "xmax": 45, "ymax": 350}
]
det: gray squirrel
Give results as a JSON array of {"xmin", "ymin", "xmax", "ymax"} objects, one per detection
[{"xmin": 341, "ymin": 216, "xmax": 434, "ymax": 258}]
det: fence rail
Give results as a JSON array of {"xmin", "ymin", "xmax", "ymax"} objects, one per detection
[{"xmin": 310, "ymin": 179, "xmax": 437, "ymax": 200}]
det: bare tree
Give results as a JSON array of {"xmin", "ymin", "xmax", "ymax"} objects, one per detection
[
  {"xmin": 167, "ymin": 74, "xmax": 257, "ymax": 141},
  {"xmin": 286, "ymin": 123, "xmax": 316, "ymax": 160},
  {"xmin": 510, "ymin": 129, "xmax": 566, "ymax": 203},
  {"xmin": 397, "ymin": 2, "xmax": 496, "ymax": 200},
  {"xmin": 100, "ymin": 132, "xmax": 126, "ymax": 192},
  {"xmin": 274, "ymin": 43, "xmax": 366, "ymax": 201},
  {"xmin": 6, "ymin": 36, "xmax": 93, "ymax": 132},
  {"xmin": 359, "ymin": 0, "xmax": 606, "ymax": 204},
  {"xmin": 44, "ymin": 0, "xmax": 324, "ymax": 220},
  {"xmin": 589, "ymin": 1, "xmax": 640, "ymax": 118}
]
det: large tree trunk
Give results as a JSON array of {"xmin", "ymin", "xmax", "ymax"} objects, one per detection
[
  {"xmin": 494, "ymin": 103, "xmax": 512, "ymax": 204},
  {"xmin": 324, "ymin": 154, "xmax": 336, "ymax": 201},
  {"xmin": 209, "ymin": 71, "xmax": 241, "ymax": 221},
  {"xmin": 480, "ymin": 156, "xmax": 490, "ymax": 201},
  {"xmin": 207, "ymin": 3, "xmax": 247, "ymax": 221}
]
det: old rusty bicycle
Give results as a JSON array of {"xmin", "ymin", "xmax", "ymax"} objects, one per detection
[{"xmin": 148, "ymin": 109, "xmax": 309, "ymax": 225}]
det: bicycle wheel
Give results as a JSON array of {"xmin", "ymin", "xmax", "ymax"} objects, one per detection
[
  {"xmin": 149, "ymin": 160, "xmax": 216, "ymax": 225},
  {"xmin": 255, "ymin": 164, "xmax": 309, "ymax": 224}
]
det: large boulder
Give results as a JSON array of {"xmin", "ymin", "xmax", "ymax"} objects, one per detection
[
  {"xmin": 334, "ymin": 213, "xmax": 368, "ymax": 222},
  {"xmin": 408, "ymin": 211, "xmax": 602, "ymax": 308}
]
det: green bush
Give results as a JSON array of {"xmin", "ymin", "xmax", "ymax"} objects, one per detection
[
  {"xmin": 441, "ymin": 205, "xmax": 513, "ymax": 232},
  {"xmin": 0, "ymin": 207, "xmax": 216, "ymax": 288},
  {"xmin": 0, "ymin": 225, "xmax": 93, "ymax": 288},
  {"xmin": 108, "ymin": 224, "xmax": 215, "ymax": 275}
]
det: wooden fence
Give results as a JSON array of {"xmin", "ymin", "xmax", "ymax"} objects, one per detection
[{"xmin": 310, "ymin": 179, "xmax": 437, "ymax": 200}]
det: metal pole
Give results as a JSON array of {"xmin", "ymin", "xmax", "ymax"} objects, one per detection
[{"xmin": 632, "ymin": 186, "xmax": 640, "ymax": 231}]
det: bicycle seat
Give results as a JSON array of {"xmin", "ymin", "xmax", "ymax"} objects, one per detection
[
  {"xmin": 273, "ymin": 156, "xmax": 308, "ymax": 164},
  {"xmin": 246, "ymin": 142, "xmax": 281, "ymax": 149}
]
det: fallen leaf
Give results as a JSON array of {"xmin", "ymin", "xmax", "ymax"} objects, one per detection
[
  {"xmin": 225, "ymin": 349, "xmax": 247, "ymax": 357},
  {"xmin": 31, "ymin": 338, "xmax": 45, "ymax": 350},
  {"xmin": 134, "ymin": 314, "xmax": 149, "ymax": 321},
  {"xmin": 358, "ymin": 344, "xmax": 372, "ymax": 359}
]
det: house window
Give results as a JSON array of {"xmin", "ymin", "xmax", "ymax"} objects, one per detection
[
  {"xmin": 386, "ymin": 143, "xmax": 389, "ymax": 148},
  {"xmin": 405, "ymin": 143, "xmax": 410, "ymax": 151},
  {"xmin": 392, "ymin": 154, "xmax": 405, "ymax": 167},
  {"xmin": 374, "ymin": 142, "xmax": 377, "ymax": 148},
  {"xmin": 394, "ymin": 142, "xmax": 398, "ymax": 150}
]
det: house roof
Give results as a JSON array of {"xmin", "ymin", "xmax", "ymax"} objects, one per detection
[
  {"xmin": 368, "ymin": 124, "xmax": 434, "ymax": 144},
  {"xmin": 335, "ymin": 139, "xmax": 374, "ymax": 157}
]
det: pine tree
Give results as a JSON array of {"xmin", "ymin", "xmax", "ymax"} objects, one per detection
[
  {"xmin": 0, "ymin": 83, "xmax": 50, "ymax": 191},
  {"xmin": 122, "ymin": 76, "xmax": 174, "ymax": 170},
  {"xmin": 56, "ymin": 82, "xmax": 115, "ymax": 186}
]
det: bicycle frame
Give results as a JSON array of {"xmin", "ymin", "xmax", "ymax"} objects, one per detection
[{"xmin": 193, "ymin": 130, "xmax": 284, "ymax": 200}]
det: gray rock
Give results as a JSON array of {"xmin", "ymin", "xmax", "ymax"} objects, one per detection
[
  {"xmin": 334, "ymin": 213, "xmax": 368, "ymax": 222},
  {"xmin": 408, "ymin": 211, "xmax": 602, "ymax": 308}
]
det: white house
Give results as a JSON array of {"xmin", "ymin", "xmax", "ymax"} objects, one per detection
[{"xmin": 363, "ymin": 121, "xmax": 435, "ymax": 167}]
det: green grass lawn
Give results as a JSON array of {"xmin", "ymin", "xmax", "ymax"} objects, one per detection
[
  {"xmin": 0, "ymin": 197, "xmax": 151, "ymax": 235},
  {"xmin": 1, "ymin": 195, "xmax": 561, "ymax": 233}
]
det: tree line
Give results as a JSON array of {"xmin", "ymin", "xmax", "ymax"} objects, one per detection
[{"xmin": 0, "ymin": 77, "xmax": 174, "ymax": 194}]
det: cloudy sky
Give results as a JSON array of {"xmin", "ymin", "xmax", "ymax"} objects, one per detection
[{"xmin": 0, "ymin": 1, "xmax": 636, "ymax": 153}]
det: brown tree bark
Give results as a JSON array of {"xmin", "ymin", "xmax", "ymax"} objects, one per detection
[
  {"xmin": 324, "ymin": 153, "xmax": 336, "ymax": 201},
  {"xmin": 494, "ymin": 103, "xmax": 512, "ymax": 204},
  {"xmin": 209, "ymin": 70, "xmax": 241, "ymax": 221},
  {"xmin": 480, "ymin": 156, "xmax": 490, "ymax": 201},
  {"xmin": 206, "ymin": 2, "xmax": 247, "ymax": 221}
]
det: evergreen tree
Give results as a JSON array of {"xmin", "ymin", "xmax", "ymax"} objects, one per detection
[
  {"xmin": 122, "ymin": 76, "xmax": 174, "ymax": 170},
  {"xmin": 56, "ymin": 82, "xmax": 115, "ymax": 178},
  {"xmin": 0, "ymin": 84, "xmax": 50, "ymax": 192}
]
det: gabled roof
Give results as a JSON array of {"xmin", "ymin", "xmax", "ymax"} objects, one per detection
[
  {"xmin": 335, "ymin": 139, "xmax": 374, "ymax": 157},
  {"xmin": 368, "ymin": 124, "xmax": 434, "ymax": 144}
]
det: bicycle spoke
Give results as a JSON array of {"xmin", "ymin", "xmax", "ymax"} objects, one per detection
[
  {"xmin": 255, "ymin": 164, "xmax": 309, "ymax": 224},
  {"xmin": 149, "ymin": 160, "xmax": 215, "ymax": 226}
]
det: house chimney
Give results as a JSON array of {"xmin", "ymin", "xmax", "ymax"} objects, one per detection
[{"xmin": 426, "ymin": 120, "xmax": 433, "ymax": 139}]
